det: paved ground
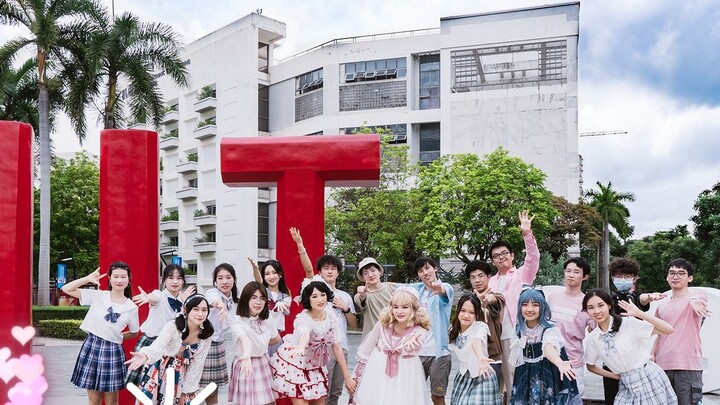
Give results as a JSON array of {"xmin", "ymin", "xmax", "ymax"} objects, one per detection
[{"xmin": 34, "ymin": 333, "xmax": 720, "ymax": 404}]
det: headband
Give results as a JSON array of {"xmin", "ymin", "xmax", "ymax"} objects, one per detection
[
  {"xmin": 391, "ymin": 286, "xmax": 420, "ymax": 301},
  {"xmin": 300, "ymin": 274, "xmax": 333, "ymax": 295},
  {"xmin": 183, "ymin": 293, "xmax": 208, "ymax": 307}
]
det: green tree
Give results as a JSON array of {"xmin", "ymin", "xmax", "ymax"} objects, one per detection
[
  {"xmin": 33, "ymin": 153, "xmax": 99, "ymax": 285},
  {"xmin": 325, "ymin": 125, "xmax": 424, "ymax": 283},
  {"xmin": 1, "ymin": 0, "xmax": 98, "ymax": 305},
  {"xmin": 540, "ymin": 196, "xmax": 602, "ymax": 263},
  {"xmin": 0, "ymin": 58, "xmax": 40, "ymax": 131},
  {"xmin": 64, "ymin": 8, "xmax": 189, "ymax": 130},
  {"xmin": 627, "ymin": 225, "xmax": 704, "ymax": 293},
  {"xmin": 415, "ymin": 148, "xmax": 556, "ymax": 263},
  {"xmin": 585, "ymin": 181, "xmax": 636, "ymax": 290},
  {"xmin": 692, "ymin": 182, "xmax": 720, "ymax": 276}
]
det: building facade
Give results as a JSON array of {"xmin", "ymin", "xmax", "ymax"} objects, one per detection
[{"xmin": 150, "ymin": 3, "xmax": 580, "ymax": 289}]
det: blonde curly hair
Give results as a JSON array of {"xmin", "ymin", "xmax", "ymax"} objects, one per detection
[{"xmin": 378, "ymin": 289, "xmax": 431, "ymax": 331}]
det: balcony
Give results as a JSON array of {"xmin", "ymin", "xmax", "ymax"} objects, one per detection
[
  {"xmin": 193, "ymin": 215, "xmax": 217, "ymax": 227},
  {"xmin": 160, "ymin": 137, "xmax": 179, "ymax": 150},
  {"xmin": 176, "ymin": 161, "xmax": 198, "ymax": 174},
  {"xmin": 193, "ymin": 97, "xmax": 217, "ymax": 113},
  {"xmin": 159, "ymin": 220, "xmax": 179, "ymax": 231},
  {"xmin": 160, "ymin": 110, "xmax": 179, "ymax": 125},
  {"xmin": 193, "ymin": 125, "xmax": 216, "ymax": 140},
  {"xmin": 176, "ymin": 187, "xmax": 198, "ymax": 200},
  {"xmin": 193, "ymin": 242, "xmax": 216, "ymax": 253}
]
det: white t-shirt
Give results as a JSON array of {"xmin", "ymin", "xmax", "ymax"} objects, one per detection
[
  {"xmin": 585, "ymin": 316, "xmax": 656, "ymax": 373},
  {"xmin": 79, "ymin": 289, "xmax": 139, "ymax": 344},
  {"xmin": 228, "ymin": 316, "xmax": 279, "ymax": 358},
  {"xmin": 140, "ymin": 289, "xmax": 183, "ymax": 337},
  {"xmin": 329, "ymin": 289, "xmax": 355, "ymax": 351},
  {"xmin": 268, "ymin": 290, "xmax": 291, "ymax": 332},
  {"xmin": 205, "ymin": 287, "xmax": 238, "ymax": 342}
]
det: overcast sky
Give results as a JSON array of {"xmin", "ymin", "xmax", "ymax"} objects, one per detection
[{"xmin": 2, "ymin": 0, "xmax": 719, "ymax": 239}]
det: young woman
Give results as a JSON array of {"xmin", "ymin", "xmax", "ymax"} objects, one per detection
[
  {"xmin": 508, "ymin": 288, "xmax": 582, "ymax": 405},
  {"xmin": 271, "ymin": 275, "xmax": 356, "ymax": 404},
  {"xmin": 583, "ymin": 289, "xmax": 677, "ymax": 404},
  {"xmin": 125, "ymin": 294, "xmax": 214, "ymax": 405},
  {"xmin": 448, "ymin": 294, "xmax": 501, "ymax": 405},
  {"xmin": 228, "ymin": 281, "xmax": 281, "ymax": 405},
  {"xmin": 250, "ymin": 257, "xmax": 292, "ymax": 356},
  {"xmin": 127, "ymin": 264, "xmax": 195, "ymax": 385},
  {"xmin": 62, "ymin": 263, "xmax": 139, "ymax": 405},
  {"xmin": 352, "ymin": 288, "xmax": 429, "ymax": 405}
]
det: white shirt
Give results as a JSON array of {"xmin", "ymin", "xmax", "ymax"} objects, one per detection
[
  {"xmin": 140, "ymin": 289, "xmax": 182, "ymax": 337},
  {"xmin": 329, "ymin": 289, "xmax": 355, "ymax": 351},
  {"xmin": 205, "ymin": 288, "xmax": 237, "ymax": 342},
  {"xmin": 228, "ymin": 316, "xmax": 279, "ymax": 358},
  {"xmin": 585, "ymin": 316, "xmax": 656, "ymax": 373},
  {"xmin": 268, "ymin": 290, "xmax": 291, "ymax": 332},
  {"xmin": 79, "ymin": 289, "xmax": 139, "ymax": 344},
  {"xmin": 450, "ymin": 321, "xmax": 490, "ymax": 378},
  {"xmin": 417, "ymin": 287, "xmax": 442, "ymax": 356}
]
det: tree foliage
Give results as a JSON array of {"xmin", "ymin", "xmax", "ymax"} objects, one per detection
[
  {"xmin": 415, "ymin": 148, "xmax": 556, "ymax": 263},
  {"xmin": 691, "ymin": 182, "xmax": 720, "ymax": 277},
  {"xmin": 34, "ymin": 153, "xmax": 99, "ymax": 281},
  {"xmin": 540, "ymin": 196, "xmax": 602, "ymax": 263}
]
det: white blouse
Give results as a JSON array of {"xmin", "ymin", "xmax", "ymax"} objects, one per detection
[
  {"xmin": 287, "ymin": 310, "xmax": 338, "ymax": 346},
  {"xmin": 79, "ymin": 289, "xmax": 139, "ymax": 344},
  {"xmin": 139, "ymin": 289, "xmax": 182, "ymax": 337},
  {"xmin": 449, "ymin": 321, "xmax": 490, "ymax": 378},
  {"xmin": 228, "ymin": 316, "xmax": 279, "ymax": 358},
  {"xmin": 268, "ymin": 290, "xmax": 291, "ymax": 332},
  {"xmin": 585, "ymin": 316, "xmax": 656, "ymax": 374},
  {"xmin": 205, "ymin": 288, "xmax": 238, "ymax": 342},
  {"xmin": 508, "ymin": 324, "xmax": 565, "ymax": 367}
]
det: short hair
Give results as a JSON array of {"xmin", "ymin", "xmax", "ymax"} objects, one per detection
[
  {"xmin": 666, "ymin": 258, "xmax": 696, "ymax": 276},
  {"xmin": 412, "ymin": 257, "xmax": 437, "ymax": 274},
  {"xmin": 609, "ymin": 257, "xmax": 640, "ymax": 277},
  {"xmin": 489, "ymin": 241, "xmax": 514, "ymax": 255},
  {"xmin": 161, "ymin": 264, "xmax": 186, "ymax": 285},
  {"xmin": 316, "ymin": 255, "xmax": 342, "ymax": 272},
  {"xmin": 176, "ymin": 295, "xmax": 214, "ymax": 340},
  {"xmin": 515, "ymin": 288, "xmax": 553, "ymax": 336},
  {"xmin": 237, "ymin": 281, "xmax": 270, "ymax": 320},
  {"xmin": 300, "ymin": 281, "xmax": 335, "ymax": 310},
  {"xmin": 108, "ymin": 261, "xmax": 132, "ymax": 299},
  {"xmin": 563, "ymin": 257, "xmax": 591, "ymax": 277},
  {"xmin": 464, "ymin": 260, "xmax": 493, "ymax": 279},
  {"xmin": 213, "ymin": 263, "xmax": 239, "ymax": 303}
]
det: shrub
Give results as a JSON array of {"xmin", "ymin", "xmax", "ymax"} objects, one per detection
[
  {"xmin": 32, "ymin": 305, "xmax": 89, "ymax": 326},
  {"xmin": 197, "ymin": 85, "xmax": 216, "ymax": 100},
  {"xmin": 38, "ymin": 319, "xmax": 86, "ymax": 340},
  {"xmin": 161, "ymin": 211, "xmax": 179, "ymax": 222}
]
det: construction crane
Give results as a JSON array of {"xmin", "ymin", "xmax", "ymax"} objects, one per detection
[{"xmin": 578, "ymin": 130, "xmax": 627, "ymax": 194}]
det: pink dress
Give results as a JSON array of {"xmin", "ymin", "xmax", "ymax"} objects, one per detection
[{"xmin": 270, "ymin": 310, "xmax": 337, "ymax": 400}]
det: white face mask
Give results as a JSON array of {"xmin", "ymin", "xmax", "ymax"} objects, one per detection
[{"xmin": 612, "ymin": 278, "xmax": 633, "ymax": 292}]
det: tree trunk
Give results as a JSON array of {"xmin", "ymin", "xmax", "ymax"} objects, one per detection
[
  {"xmin": 596, "ymin": 221, "xmax": 610, "ymax": 290},
  {"xmin": 37, "ymin": 83, "xmax": 51, "ymax": 306}
]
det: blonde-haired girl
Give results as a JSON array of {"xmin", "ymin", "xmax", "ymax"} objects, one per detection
[{"xmin": 351, "ymin": 288, "xmax": 431, "ymax": 405}]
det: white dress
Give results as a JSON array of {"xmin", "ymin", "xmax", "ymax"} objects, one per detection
[{"xmin": 353, "ymin": 322, "xmax": 431, "ymax": 405}]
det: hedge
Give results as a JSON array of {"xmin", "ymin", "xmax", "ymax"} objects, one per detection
[
  {"xmin": 32, "ymin": 305, "xmax": 88, "ymax": 326},
  {"xmin": 37, "ymin": 319, "xmax": 86, "ymax": 340}
]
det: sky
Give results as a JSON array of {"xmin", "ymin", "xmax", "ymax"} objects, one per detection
[{"xmin": 2, "ymin": 0, "xmax": 719, "ymax": 239}]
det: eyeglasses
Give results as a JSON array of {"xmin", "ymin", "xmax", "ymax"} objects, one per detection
[
  {"xmin": 667, "ymin": 271, "xmax": 688, "ymax": 279},
  {"xmin": 613, "ymin": 274, "xmax": 635, "ymax": 281},
  {"xmin": 250, "ymin": 296, "xmax": 268, "ymax": 302},
  {"xmin": 491, "ymin": 250, "xmax": 511, "ymax": 260}
]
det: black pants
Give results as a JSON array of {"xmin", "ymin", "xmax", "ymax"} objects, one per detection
[{"xmin": 602, "ymin": 365, "xmax": 618, "ymax": 405}]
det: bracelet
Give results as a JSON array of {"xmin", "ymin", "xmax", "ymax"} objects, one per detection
[
  {"xmin": 298, "ymin": 249, "xmax": 306, "ymax": 255},
  {"xmin": 342, "ymin": 308, "xmax": 351, "ymax": 314}
]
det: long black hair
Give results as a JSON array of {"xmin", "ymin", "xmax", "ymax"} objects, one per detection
[
  {"xmin": 449, "ymin": 294, "xmax": 481, "ymax": 344},
  {"xmin": 108, "ymin": 261, "xmax": 132, "ymax": 299},
  {"xmin": 176, "ymin": 294, "xmax": 214, "ymax": 340},
  {"xmin": 212, "ymin": 263, "xmax": 239, "ymax": 303},
  {"xmin": 582, "ymin": 288, "xmax": 622, "ymax": 333},
  {"xmin": 260, "ymin": 260, "xmax": 290, "ymax": 295}
]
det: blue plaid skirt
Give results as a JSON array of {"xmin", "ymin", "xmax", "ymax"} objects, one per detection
[
  {"xmin": 451, "ymin": 369, "xmax": 502, "ymax": 405},
  {"xmin": 71, "ymin": 333, "xmax": 127, "ymax": 392},
  {"xmin": 126, "ymin": 334, "xmax": 157, "ymax": 385}
]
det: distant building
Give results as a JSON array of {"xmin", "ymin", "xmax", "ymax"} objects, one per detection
[{"xmin": 145, "ymin": 2, "xmax": 580, "ymax": 288}]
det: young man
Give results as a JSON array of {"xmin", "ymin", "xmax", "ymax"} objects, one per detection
[
  {"xmin": 410, "ymin": 257, "xmax": 454, "ymax": 405},
  {"xmin": 603, "ymin": 257, "xmax": 665, "ymax": 405},
  {"xmin": 488, "ymin": 210, "xmax": 539, "ymax": 403},
  {"xmin": 464, "ymin": 260, "xmax": 505, "ymax": 386},
  {"xmin": 546, "ymin": 257, "xmax": 593, "ymax": 395},
  {"xmin": 654, "ymin": 259, "xmax": 710, "ymax": 405},
  {"xmin": 291, "ymin": 227, "xmax": 357, "ymax": 405},
  {"xmin": 354, "ymin": 257, "xmax": 397, "ymax": 338}
]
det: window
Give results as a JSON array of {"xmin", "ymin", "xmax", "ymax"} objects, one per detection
[
  {"xmin": 419, "ymin": 54, "xmax": 440, "ymax": 109},
  {"xmin": 186, "ymin": 263, "xmax": 197, "ymax": 275},
  {"xmin": 343, "ymin": 57, "xmax": 407, "ymax": 83},
  {"xmin": 169, "ymin": 236, "xmax": 179, "ymax": 246},
  {"xmin": 206, "ymin": 205, "xmax": 216, "ymax": 216},
  {"xmin": 206, "ymin": 232, "xmax": 216, "ymax": 243},
  {"xmin": 188, "ymin": 178, "xmax": 198, "ymax": 188},
  {"xmin": 258, "ymin": 85, "xmax": 269, "ymax": 132},
  {"xmin": 258, "ymin": 202, "xmax": 269, "ymax": 249},
  {"xmin": 344, "ymin": 124, "xmax": 407, "ymax": 144},
  {"xmin": 296, "ymin": 68, "xmax": 323, "ymax": 95},
  {"xmin": 258, "ymin": 42, "xmax": 269, "ymax": 73},
  {"xmin": 419, "ymin": 123, "xmax": 440, "ymax": 164}
]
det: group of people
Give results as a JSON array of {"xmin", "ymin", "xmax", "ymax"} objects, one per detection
[{"xmin": 62, "ymin": 211, "xmax": 709, "ymax": 405}]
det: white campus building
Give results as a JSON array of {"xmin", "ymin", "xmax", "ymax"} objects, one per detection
[{"xmin": 147, "ymin": 2, "xmax": 580, "ymax": 289}]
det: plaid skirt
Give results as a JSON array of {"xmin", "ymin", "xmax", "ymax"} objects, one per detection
[
  {"xmin": 451, "ymin": 370, "xmax": 502, "ymax": 405},
  {"xmin": 228, "ymin": 355, "xmax": 276, "ymax": 405},
  {"xmin": 126, "ymin": 334, "xmax": 157, "ymax": 385},
  {"xmin": 71, "ymin": 333, "xmax": 127, "ymax": 392},
  {"xmin": 616, "ymin": 362, "xmax": 678, "ymax": 405},
  {"xmin": 199, "ymin": 340, "xmax": 229, "ymax": 386}
]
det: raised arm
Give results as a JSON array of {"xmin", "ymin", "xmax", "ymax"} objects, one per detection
[
  {"xmin": 62, "ymin": 268, "xmax": 105, "ymax": 299},
  {"xmin": 518, "ymin": 210, "xmax": 540, "ymax": 283},
  {"xmin": 248, "ymin": 256, "xmax": 262, "ymax": 283},
  {"xmin": 290, "ymin": 227, "xmax": 314, "ymax": 279}
]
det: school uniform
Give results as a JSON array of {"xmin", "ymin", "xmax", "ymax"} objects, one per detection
[
  {"xmin": 200, "ymin": 288, "xmax": 237, "ymax": 387},
  {"xmin": 71, "ymin": 289, "xmax": 139, "ymax": 392},
  {"xmin": 227, "ymin": 316, "xmax": 279, "ymax": 405}
]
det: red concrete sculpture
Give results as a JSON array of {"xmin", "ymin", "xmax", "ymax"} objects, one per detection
[
  {"xmin": 99, "ymin": 129, "xmax": 160, "ymax": 405},
  {"xmin": 0, "ymin": 122, "xmax": 34, "ymax": 403},
  {"xmin": 221, "ymin": 134, "xmax": 381, "ymax": 332}
]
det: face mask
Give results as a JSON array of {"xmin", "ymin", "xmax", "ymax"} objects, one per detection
[{"xmin": 612, "ymin": 278, "xmax": 633, "ymax": 292}]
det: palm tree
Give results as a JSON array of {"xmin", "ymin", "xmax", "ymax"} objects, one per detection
[
  {"xmin": 585, "ymin": 181, "xmax": 636, "ymax": 290},
  {"xmin": 1, "ymin": 0, "xmax": 97, "ymax": 305},
  {"xmin": 64, "ymin": 7, "xmax": 188, "ymax": 131}
]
